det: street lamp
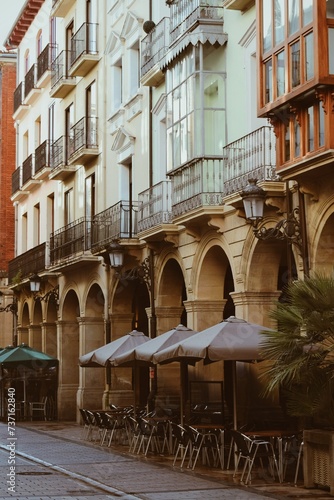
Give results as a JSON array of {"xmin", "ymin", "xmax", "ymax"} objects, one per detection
[
  {"xmin": 0, "ymin": 291, "xmax": 18, "ymax": 347},
  {"xmin": 29, "ymin": 274, "xmax": 59, "ymax": 304},
  {"xmin": 240, "ymin": 179, "xmax": 302, "ymax": 250}
]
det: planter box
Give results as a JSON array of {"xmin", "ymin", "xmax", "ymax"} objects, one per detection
[{"xmin": 304, "ymin": 429, "xmax": 334, "ymax": 495}]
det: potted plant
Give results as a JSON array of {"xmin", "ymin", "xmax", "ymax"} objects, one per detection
[{"xmin": 260, "ymin": 273, "xmax": 334, "ymax": 493}]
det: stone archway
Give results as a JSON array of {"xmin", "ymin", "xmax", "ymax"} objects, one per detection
[
  {"xmin": 58, "ymin": 289, "xmax": 80, "ymax": 421},
  {"xmin": 18, "ymin": 302, "xmax": 30, "ymax": 345},
  {"xmin": 313, "ymin": 212, "xmax": 334, "ymax": 273}
]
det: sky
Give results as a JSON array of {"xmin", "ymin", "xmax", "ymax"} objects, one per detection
[{"xmin": 0, "ymin": 0, "xmax": 26, "ymax": 50}]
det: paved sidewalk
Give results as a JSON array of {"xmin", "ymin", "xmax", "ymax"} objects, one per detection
[{"xmin": 0, "ymin": 421, "xmax": 332, "ymax": 500}]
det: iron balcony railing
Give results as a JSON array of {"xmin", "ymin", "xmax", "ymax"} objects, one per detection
[
  {"xmin": 138, "ymin": 181, "xmax": 172, "ymax": 232},
  {"xmin": 70, "ymin": 22, "xmax": 98, "ymax": 67},
  {"xmin": 223, "ymin": 126, "xmax": 277, "ymax": 196},
  {"xmin": 51, "ymin": 50, "xmax": 72, "ymax": 89},
  {"xmin": 68, "ymin": 116, "xmax": 98, "ymax": 157},
  {"xmin": 171, "ymin": 157, "xmax": 224, "ymax": 218},
  {"xmin": 170, "ymin": 0, "xmax": 224, "ymax": 44},
  {"xmin": 11, "ymin": 167, "xmax": 21, "ymax": 195},
  {"xmin": 24, "ymin": 64, "xmax": 37, "ymax": 98},
  {"xmin": 50, "ymin": 136, "xmax": 66, "ymax": 170},
  {"xmin": 22, "ymin": 154, "xmax": 33, "ymax": 185},
  {"xmin": 91, "ymin": 201, "xmax": 139, "ymax": 253},
  {"xmin": 50, "ymin": 217, "xmax": 91, "ymax": 264},
  {"xmin": 8, "ymin": 243, "xmax": 47, "ymax": 285},
  {"xmin": 13, "ymin": 82, "xmax": 24, "ymax": 113},
  {"xmin": 35, "ymin": 140, "xmax": 49, "ymax": 174},
  {"xmin": 141, "ymin": 17, "xmax": 170, "ymax": 77},
  {"xmin": 37, "ymin": 43, "xmax": 55, "ymax": 81}
]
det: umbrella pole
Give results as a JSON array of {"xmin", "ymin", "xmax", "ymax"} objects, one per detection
[{"xmin": 232, "ymin": 361, "xmax": 237, "ymax": 430}]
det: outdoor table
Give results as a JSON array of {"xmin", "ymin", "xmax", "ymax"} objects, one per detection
[{"xmin": 244, "ymin": 429, "xmax": 298, "ymax": 480}]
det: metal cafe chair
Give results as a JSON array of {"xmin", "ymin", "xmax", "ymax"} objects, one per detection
[
  {"xmin": 171, "ymin": 423, "xmax": 191, "ymax": 468},
  {"xmin": 230, "ymin": 429, "xmax": 281, "ymax": 485},
  {"xmin": 29, "ymin": 397, "xmax": 47, "ymax": 421}
]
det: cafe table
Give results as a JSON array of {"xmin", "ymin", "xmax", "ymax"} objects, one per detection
[{"xmin": 244, "ymin": 429, "xmax": 298, "ymax": 481}]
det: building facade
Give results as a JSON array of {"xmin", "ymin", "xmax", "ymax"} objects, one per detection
[{"xmin": 5, "ymin": 0, "xmax": 331, "ymax": 424}]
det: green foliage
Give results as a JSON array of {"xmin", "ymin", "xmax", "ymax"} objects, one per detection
[{"xmin": 260, "ymin": 273, "xmax": 334, "ymax": 428}]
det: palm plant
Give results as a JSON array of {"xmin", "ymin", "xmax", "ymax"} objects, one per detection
[{"xmin": 260, "ymin": 273, "xmax": 334, "ymax": 429}]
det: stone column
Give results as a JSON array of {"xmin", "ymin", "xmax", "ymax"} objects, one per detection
[
  {"xmin": 183, "ymin": 299, "xmax": 226, "ymax": 330},
  {"xmin": 17, "ymin": 326, "xmax": 28, "ymax": 346},
  {"xmin": 77, "ymin": 316, "xmax": 105, "ymax": 421},
  {"xmin": 41, "ymin": 323, "xmax": 57, "ymax": 358},
  {"xmin": 154, "ymin": 306, "xmax": 185, "ymax": 335},
  {"xmin": 28, "ymin": 324, "xmax": 42, "ymax": 351},
  {"xmin": 57, "ymin": 319, "xmax": 79, "ymax": 421},
  {"xmin": 230, "ymin": 291, "xmax": 281, "ymax": 327}
]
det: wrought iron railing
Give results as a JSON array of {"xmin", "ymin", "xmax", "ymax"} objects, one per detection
[
  {"xmin": 51, "ymin": 50, "xmax": 73, "ymax": 88},
  {"xmin": 70, "ymin": 22, "xmax": 98, "ymax": 67},
  {"xmin": 50, "ymin": 136, "xmax": 66, "ymax": 170},
  {"xmin": 35, "ymin": 140, "xmax": 49, "ymax": 174},
  {"xmin": 13, "ymin": 82, "xmax": 24, "ymax": 113},
  {"xmin": 22, "ymin": 155, "xmax": 33, "ymax": 185},
  {"xmin": 169, "ymin": 0, "xmax": 224, "ymax": 44},
  {"xmin": 171, "ymin": 157, "xmax": 224, "ymax": 217},
  {"xmin": 223, "ymin": 126, "xmax": 277, "ymax": 196},
  {"xmin": 91, "ymin": 201, "xmax": 139, "ymax": 252},
  {"xmin": 11, "ymin": 167, "xmax": 21, "ymax": 195},
  {"xmin": 24, "ymin": 64, "xmax": 36, "ymax": 98},
  {"xmin": 68, "ymin": 116, "xmax": 98, "ymax": 157},
  {"xmin": 50, "ymin": 217, "xmax": 91, "ymax": 264},
  {"xmin": 8, "ymin": 243, "xmax": 47, "ymax": 285},
  {"xmin": 138, "ymin": 181, "xmax": 172, "ymax": 232},
  {"xmin": 37, "ymin": 44, "xmax": 52, "ymax": 81},
  {"xmin": 141, "ymin": 17, "xmax": 170, "ymax": 77}
]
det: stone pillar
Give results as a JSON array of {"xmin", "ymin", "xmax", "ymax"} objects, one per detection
[
  {"xmin": 154, "ymin": 306, "xmax": 185, "ymax": 335},
  {"xmin": 57, "ymin": 320, "xmax": 79, "ymax": 421},
  {"xmin": 183, "ymin": 299, "xmax": 226, "ymax": 331},
  {"xmin": 41, "ymin": 323, "xmax": 57, "ymax": 358},
  {"xmin": 17, "ymin": 326, "xmax": 29, "ymax": 346},
  {"xmin": 28, "ymin": 324, "xmax": 42, "ymax": 351},
  {"xmin": 230, "ymin": 291, "xmax": 281, "ymax": 327},
  {"xmin": 77, "ymin": 316, "xmax": 105, "ymax": 421}
]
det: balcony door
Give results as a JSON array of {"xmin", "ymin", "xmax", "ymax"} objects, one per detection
[{"xmin": 86, "ymin": 0, "xmax": 98, "ymax": 53}]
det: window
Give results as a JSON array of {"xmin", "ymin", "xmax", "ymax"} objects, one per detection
[
  {"xmin": 305, "ymin": 32, "xmax": 314, "ymax": 80},
  {"xmin": 129, "ymin": 42, "xmax": 140, "ymax": 98},
  {"xmin": 65, "ymin": 188, "xmax": 74, "ymax": 225},
  {"xmin": 34, "ymin": 203, "xmax": 40, "ymax": 246},
  {"xmin": 65, "ymin": 103, "xmax": 74, "ymax": 161},
  {"xmin": 291, "ymin": 40, "xmax": 301, "ymax": 88},
  {"xmin": 24, "ymin": 50, "xmax": 29, "ymax": 74},
  {"xmin": 276, "ymin": 51, "xmax": 285, "ymax": 96},
  {"xmin": 111, "ymin": 57, "xmax": 123, "ymax": 112},
  {"xmin": 86, "ymin": 81, "xmax": 97, "ymax": 146},
  {"xmin": 37, "ymin": 30, "xmax": 43, "ymax": 56}
]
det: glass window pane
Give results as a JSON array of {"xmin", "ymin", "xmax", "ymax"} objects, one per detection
[
  {"xmin": 329, "ymin": 28, "xmax": 334, "ymax": 73},
  {"xmin": 307, "ymin": 106, "xmax": 314, "ymax": 151},
  {"xmin": 291, "ymin": 41, "xmax": 301, "ymax": 88},
  {"xmin": 303, "ymin": 0, "xmax": 313, "ymax": 26},
  {"xmin": 274, "ymin": 0, "xmax": 285, "ymax": 45},
  {"xmin": 305, "ymin": 32, "xmax": 314, "ymax": 80},
  {"xmin": 263, "ymin": 0, "xmax": 272, "ymax": 52},
  {"xmin": 294, "ymin": 117, "xmax": 301, "ymax": 156},
  {"xmin": 276, "ymin": 51, "xmax": 285, "ymax": 96},
  {"xmin": 319, "ymin": 102, "xmax": 325, "ymax": 147},
  {"xmin": 265, "ymin": 59, "xmax": 273, "ymax": 103},
  {"xmin": 285, "ymin": 122, "xmax": 291, "ymax": 161},
  {"xmin": 327, "ymin": 0, "xmax": 334, "ymax": 18},
  {"xmin": 288, "ymin": 0, "xmax": 300, "ymax": 35}
]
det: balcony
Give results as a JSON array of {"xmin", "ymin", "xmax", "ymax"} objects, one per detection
[
  {"xmin": 34, "ymin": 140, "xmax": 51, "ymax": 180},
  {"xmin": 13, "ymin": 82, "xmax": 29, "ymax": 120},
  {"xmin": 49, "ymin": 136, "xmax": 77, "ymax": 180},
  {"xmin": 69, "ymin": 23, "xmax": 99, "ymax": 77},
  {"xmin": 21, "ymin": 154, "xmax": 41, "ymax": 191},
  {"xmin": 169, "ymin": 0, "xmax": 224, "ymax": 45},
  {"xmin": 24, "ymin": 64, "xmax": 42, "ymax": 105},
  {"xmin": 223, "ymin": 0, "xmax": 255, "ymax": 10},
  {"xmin": 141, "ymin": 17, "xmax": 170, "ymax": 86},
  {"xmin": 50, "ymin": 50, "xmax": 76, "ymax": 98},
  {"xmin": 36, "ymin": 44, "xmax": 54, "ymax": 87},
  {"xmin": 137, "ymin": 181, "xmax": 179, "ymax": 241},
  {"xmin": 222, "ymin": 126, "xmax": 278, "ymax": 203},
  {"xmin": 50, "ymin": 217, "xmax": 93, "ymax": 266},
  {"xmin": 51, "ymin": 0, "xmax": 76, "ymax": 17},
  {"xmin": 8, "ymin": 243, "xmax": 48, "ymax": 286},
  {"xmin": 170, "ymin": 157, "xmax": 225, "ymax": 223},
  {"xmin": 91, "ymin": 201, "xmax": 139, "ymax": 254},
  {"xmin": 68, "ymin": 117, "xmax": 99, "ymax": 165},
  {"xmin": 11, "ymin": 167, "xmax": 29, "ymax": 202}
]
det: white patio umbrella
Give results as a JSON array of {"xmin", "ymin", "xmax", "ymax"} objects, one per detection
[
  {"xmin": 110, "ymin": 324, "xmax": 197, "ymax": 367},
  {"xmin": 79, "ymin": 329, "xmax": 149, "ymax": 367},
  {"xmin": 79, "ymin": 330, "xmax": 150, "ymax": 415},
  {"xmin": 153, "ymin": 316, "xmax": 275, "ymax": 429}
]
